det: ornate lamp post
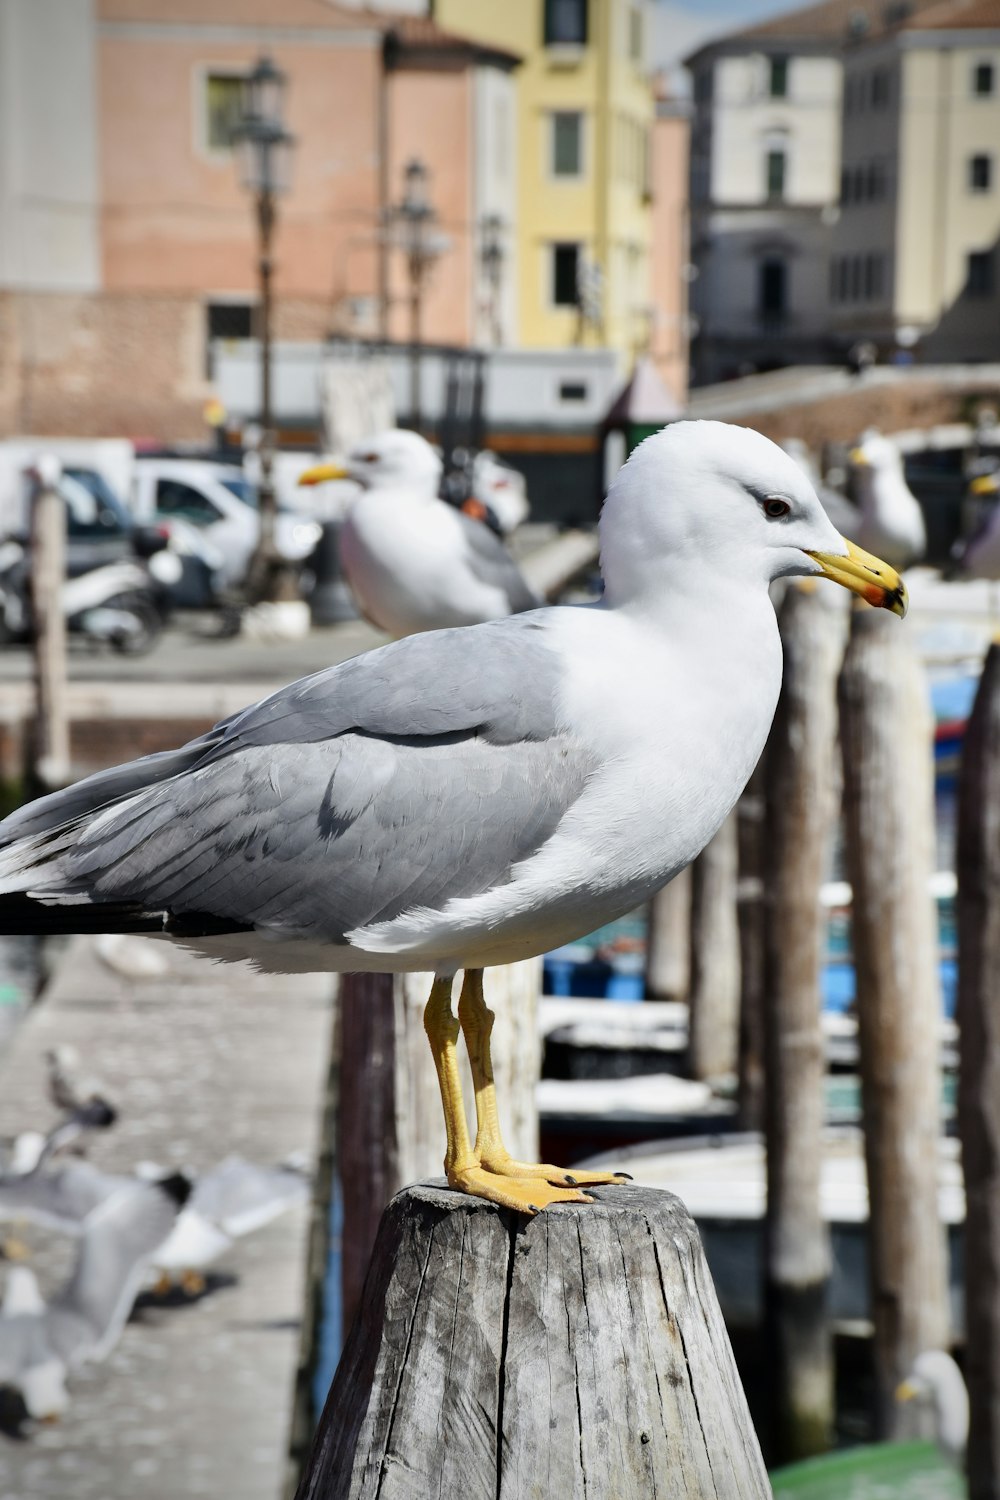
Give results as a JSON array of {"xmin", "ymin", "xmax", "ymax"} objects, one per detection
[
  {"xmin": 232, "ymin": 56, "xmax": 295, "ymax": 600},
  {"xmin": 392, "ymin": 159, "xmax": 448, "ymax": 430}
]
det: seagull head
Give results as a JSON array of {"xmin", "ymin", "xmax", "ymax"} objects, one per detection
[
  {"xmin": 298, "ymin": 430, "xmax": 443, "ymax": 497},
  {"xmin": 897, "ymin": 1349, "xmax": 968, "ymax": 1461},
  {"xmin": 599, "ymin": 419, "xmax": 907, "ymax": 617}
]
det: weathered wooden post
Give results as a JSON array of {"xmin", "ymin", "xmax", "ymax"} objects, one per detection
[
  {"xmin": 736, "ymin": 765, "xmax": 766, "ymax": 1129},
  {"xmin": 688, "ymin": 813, "xmax": 740, "ymax": 1080},
  {"xmin": 839, "ymin": 608, "xmax": 949, "ymax": 1436},
  {"xmin": 957, "ymin": 642, "xmax": 1000, "ymax": 1500},
  {"xmin": 763, "ymin": 583, "xmax": 843, "ymax": 1461},
  {"xmin": 644, "ymin": 867, "xmax": 690, "ymax": 1002},
  {"xmin": 338, "ymin": 964, "xmax": 540, "ymax": 1334},
  {"xmin": 29, "ymin": 455, "xmax": 70, "ymax": 792},
  {"xmin": 298, "ymin": 1184, "xmax": 772, "ymax": 1500}
]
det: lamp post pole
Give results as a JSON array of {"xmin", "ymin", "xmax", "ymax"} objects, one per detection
[
  {"xmin": 392, "ymin": 159, "xmax": 446, "ymax": 433},
  {"xmin": 233, "ymin": 56, "xmax": 295, "ymax": 602},
  {"xmin": 480, "ymin": 213, "xmax": 505, "ymax": 347}
]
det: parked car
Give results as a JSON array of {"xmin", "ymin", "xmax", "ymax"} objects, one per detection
[{"xmin": 131, "ymin": 458, "xmax": 322, "ymax": 591}]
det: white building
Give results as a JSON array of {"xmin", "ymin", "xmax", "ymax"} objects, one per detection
[{"xmin": 831, "ymin": 0, "xmax": 1000, "ymax": 362}]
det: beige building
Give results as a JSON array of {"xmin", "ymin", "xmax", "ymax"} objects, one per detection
[
  {"xmin": 0, "ymin": 0, "xmax": 519, "ymax": 439},
  {"xmin": 648, "ymin": 88, "xmax": 690, "ymax": 403},
  {"xmin": 830, "ymin": 0, "xmax": 1000, "ymax": 360}
]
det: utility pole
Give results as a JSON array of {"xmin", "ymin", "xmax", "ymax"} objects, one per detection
[{"xmin": 29, "ymin": 456, "xmax": 70, "ymax": 792}]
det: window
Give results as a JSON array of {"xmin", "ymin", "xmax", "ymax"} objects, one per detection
[
  {"xmin": 551, "ymin": 243, "xmax": 580, "ymax": 306},
  {"xmin": 544, "ymin": 0, "xmax": 587, "ymax": 46},
  {"xmin": 841, "ymin": 167, "xmax": 851, "ymax": 205},
  {"xmin": 967, "ymin": 250, "xmax": 995, "ymax": 297},
  {"xmin": 970, "ymin": 154, "xmax": 993, "ymax": 191},
  {"xmin": 629, "ymin": 6, "xmax": 643, "ymax": 63},
  {"xmin": 206, "ymin": 300, "xmax": 254, "ymax": 377},
  {"xmin": 694, "ymin": 68, "xmax": 713, "ymax": 105},
  {"xmin": 759, "ymin": 259, "xmax": 787, "ymax": 322},
  {"xmin": 871, "ymin": 68, "xmax": 890, "ymax": 108},
  {"xmin": 155, "ymin": 479, "xmax": 222, "ymax": 528},
  {"xmin": 552, "ymin": 111, "xmax": 583, "ymax": 176},
  {"xmin": 769, "ymin": 56, "xmax": 789, "ymax": 98},
  {"xmin": 558, "ymin": 381, "xmax": 588, "ymax": 402},
  {"xmin": 974, "ymin": 61, "xmax": 995, "ymax": 97},
  {"xmin": 766, "ymin": 149, "xmax": 786, "ymax": 200},
  {"xmin": 850, "ymin": 255, "xmax": 862, "ymax": 300},
  {"xmin": 204, "ymin": 73, "xmax": 245, "ymax": 152}
]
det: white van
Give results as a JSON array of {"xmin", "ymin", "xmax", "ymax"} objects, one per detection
[{"xmin": 131, "ymin": 458, "xmax": 321, "ymax": 590}]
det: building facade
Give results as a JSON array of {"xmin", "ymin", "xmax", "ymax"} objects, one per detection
[
  {"xmin": 0, "ymin": 0, "xmax": 519, "ymax": 438},
  {"xmin": 831, "ymin": 0, "xmax": 1000, "ymax": 361}
]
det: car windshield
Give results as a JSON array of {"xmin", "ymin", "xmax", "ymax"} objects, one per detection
[
  {"xmin": 62, "ymin": 468, "xmax": 133, "ymax": 538},
  {"xmin": 219, "ymin": 475, "xmax": 257, "ymax": 508}
]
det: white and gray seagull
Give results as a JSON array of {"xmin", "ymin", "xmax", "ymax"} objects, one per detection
[
  {"xmin": 0, "ymin": 421, "xmax": 906, "ymax": 1214},
  {"xmin": 298, "ymin": 428, "xmax": 540, "ymax": 636}
]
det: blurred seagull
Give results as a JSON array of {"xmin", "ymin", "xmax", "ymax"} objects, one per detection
[
  {"xmin": 0, "ymin": 1174, "xmax": 188, "ymax": 1420},
  {"xmin": 952, "ymin": 467, "xmax": 1000, "ymax": 578},
  {"xmin": 897, "ymin": 1349, "xmax": 968, "ymax": 1465},
  {"xmin": 462, "ymin": 451, "xmax": 531, "ymax": 537},
  {"xmin": 0, "ymin": 421, "xmax": 906, "ymax": 1214},
  {"xmin": 298, "ymin": 429, "xmax": 540, "ymax": 636},
  {"xmin": 850, "ymin": 430, "xmax": 926, "ymax": 570}
]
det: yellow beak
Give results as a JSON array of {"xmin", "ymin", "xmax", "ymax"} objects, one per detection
[
  {"xmin": 806, "ymin": 537, "xmax": 908, "ymax": 617},
  {"xmin": 970, "ymin": 473, "xmax": 999, "ymax": 496},
  {"xmin": 848, "ymin": 447, "xmax": 868, "ymax": 465},
  {"xmin": 298, "ymin": 461, "xmax": 350, "ymax": 486},
  {"xmin": 896, "ymin": 1379, "xmax": 919, "ymax": 1402}
]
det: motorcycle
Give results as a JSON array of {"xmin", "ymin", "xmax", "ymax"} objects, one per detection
[{"xmin": 0, "ymin": 528, "xmax": 178, "ymax": 655}]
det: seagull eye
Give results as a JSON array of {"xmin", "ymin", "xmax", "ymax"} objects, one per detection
[{"xmin": 762, "ymin": 496, "xmax": 791, "ymax": 519}]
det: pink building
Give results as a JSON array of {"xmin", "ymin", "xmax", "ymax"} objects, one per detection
[{"xmin": 0, "ymin": 1, "xmax": 518, "ymax": 439}]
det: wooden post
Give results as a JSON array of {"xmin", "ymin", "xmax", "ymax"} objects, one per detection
[
  {"xmin": 688, "ymin": 813, "xmax": 740, "ymax": 1080},
  {"xmin": 763, "ymin": 584, "xmax": 843, "ymax": 1461},
  {"xmin": 957, "ymin": 642, "xmax": 1000, "ymax": 1500},
  {"xmin": 338, "ymin": 964, "xmax": 540, "ymax": 1336},
  {"xmin": 644, "ymin": 867, "xmax": 690, "ymax": 1002},
  {"xmin": 736, "ymin": 764, "xmax": 766, "ymax": 1129},
  {"xmin": 839, "ymin": 608, "xmax": 949, "ymax": 1436},
  {"xmin": 29, "ymin": 456, "xmax": 70, "ymax": 792},
  {"xmin": 299, "ymin": 1183, "xmax": 772, "ymax": 1500}
]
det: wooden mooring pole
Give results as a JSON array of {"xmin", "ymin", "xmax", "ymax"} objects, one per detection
[
  {"xmin": 957, "ymin": 641, "xmax": 1000, "ymax": 1500},
  {"xmin": 644, "ymin": 867, "xmax": 690, "ymax": 1003},
  {"xmin": 337, "ymin": 965, "xmax": 540, "ymax": 1335},
  {"xmin": 736, "ymin": 764, "xmax": 766, "ymax": 1130},
  {"xmin": 763, "ymin": 584, "xmax": 842, "ymax": 1461},
  {"xmin": 688, "ymin": 814, "xmax": 740, "ymax": 1081},
  {"xmin": 298, "ymin": 1183, "xmax": 771, "ymax": 1500},
  {"xmin": 29, "ymin": 455, "xmax": 70, "ymax": 792},
  {"xmin": 839, "ymin": 608, "xmax": 949, "ymax": 1437}
]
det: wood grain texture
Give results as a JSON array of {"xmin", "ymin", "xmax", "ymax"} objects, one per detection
[
  {"xmin": 957, "ymin": 642, "xmax": 1000, "ymax": 1500},
  {"xmin": 688, "ymin": 815, "xmax": 740, "ymax": 1081},
  {"xmin": 839, "ymin": 607, "xmax": 949, "ymax": 1436},
  {"xmin": 763, "ymin": 585, "xmax": 841, "ymax": 1459},
  {"xmin": 300, "ymin": 1182, "xmax": 770, "ymax": 1500}
]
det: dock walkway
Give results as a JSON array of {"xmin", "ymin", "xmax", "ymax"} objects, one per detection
[{"xmin": 0, "ymin": 936, "xmax": 333, "ymax": 1500}]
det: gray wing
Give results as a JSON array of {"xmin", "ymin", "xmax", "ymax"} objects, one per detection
[
  {"xmin": 190, "ymin": 1156, "xmax": 308, "ymax": 1236},
  {"xmin": 0, "ymin": 1161, "xmax": 124, "ymax": 1234},
  {"xmin": 47, "ymin": 1177, "xmax": 186, "ymax": 1365},
  {"xmin": 455, "ymin": 511, "xmax": 541, "ymax": 614},
  {"xmin": 0, "ymin": 616, "xmax": 595, "ymax": 941}
]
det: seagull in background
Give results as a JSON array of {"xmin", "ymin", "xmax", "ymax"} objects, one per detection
[
  {"xmin": 897, "ymin": 1349, "xmax": 968, "ymax": 1466},
  {"xmin": 850, "ymin": 430, "xmax": 927, "ymax": 570},
  {"xmin": 298, "ymin": 429, "xmax": 540, "ymax": 636},
  {"xmin": 462, "ymin": 450, "xmax": 531, "ymax": 537},
  {"xmin": 0, "ymin": 1174, "xmax": 188, "ymax": 1421},
  {"xmin": 952, "ymin": 467, "xmax": 1000, "ymax": 579}
]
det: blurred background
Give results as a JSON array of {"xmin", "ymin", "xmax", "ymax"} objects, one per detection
[{"xmin": 0, "ymin": 0, "xmax": 999, "ymax": 1496}]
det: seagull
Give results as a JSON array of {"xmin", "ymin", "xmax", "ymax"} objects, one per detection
[
  {"xmin": 850, "ymin": 429, "xmax": 927, "ymax": 569},
  {"xmin": 0, "ymin": 421, "xmax": 906, "ymax": 1214},
  {"xmin": 462, "ymin": 451, "xmax": 531, "ymax": 537},
  {"xmin": 953, "ymin": 467, "xmax": 1000, "ymax": 578},
  {"xmin": 897, "ymin": 1349, "xmax": 968, "ymax": 1465},
  {"xmin": 298, "ymin": 429, "xmax": 540, "ymax": 636},
  {"xmin": 0, "ymin": 1174, "xmax": 188, "ymax": 1420}
]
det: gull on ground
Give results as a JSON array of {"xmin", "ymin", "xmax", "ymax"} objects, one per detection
[
  {"xmin": 850, "ymin": 429, "xmax": 926, "ymax": 570},
  {"xmin": 463, "ymin": 451, "xmax": 531, "ymax": 536},
  {"xmin": 0, "ymin": 1174, "xmax": 188, "ymax": 1419},
  {"xmin": 298, "ymin": 429, "xmax": 540, "ymax": 636},
  {"xmin": 897, "ymin": 1349, "xmax": 968, "ymax": 1464},
  {"xmin": 0, "ymin": 420, "xmax": 907, "ymax": 1214}
]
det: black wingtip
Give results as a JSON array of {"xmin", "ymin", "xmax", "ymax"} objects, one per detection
[{"xmin": 155, "ymin": 1171, "xmax": 193, "ymax": 1209}]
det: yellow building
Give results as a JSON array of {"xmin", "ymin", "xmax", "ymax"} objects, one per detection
[{"xmin": 432, "ymin": 0, "xmax": 655, "ymax": 355}]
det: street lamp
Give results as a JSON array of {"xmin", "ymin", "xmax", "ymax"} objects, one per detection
[
  {"xmin": 232, "ymin": 55, "xmax": 295, "ymax": 600},
  {"xmin": 392, "ymin": 158, "xmax": 448, "ymax": 430},
  {"xmin": 479, "ymin": 214, "xmax": 506, "ymax": 347}
]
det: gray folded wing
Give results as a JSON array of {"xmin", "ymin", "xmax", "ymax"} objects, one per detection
[
  {"xmin": 455, "ymin": 511, "xmax": 541, "ymax": 614},
  {"xmin": 0, "ymin": 617, "xmax": 595, "ymax": 940},
  {"xmin": 190, "ymin": 1156, "xmax": 308, "ymax": 1237},
  {"xmin": 0, "ymin": 1160, "xmax": 125, "ymax": 1234}
]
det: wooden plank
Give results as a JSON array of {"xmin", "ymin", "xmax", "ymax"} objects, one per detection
[
  {"xmin": 839, "ymin": 607, "xmax": 950, "ymax": 1436},
  {"xmin": 957, "ymin": 641, "xmax": 1000, "ymax": 1500},
  {"xmin": 300, "ymin": 1183, "xmax": 771, "ymax": 1500},
  {"xmin": 763, "ymin": 583, "xmax": 843, "ymax": 1460}
]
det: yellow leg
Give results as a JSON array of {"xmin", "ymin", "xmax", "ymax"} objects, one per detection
[
  {"xmin": 456, "ymin": 970, "xmax": 630, "ymax": 1197},
  {"xmin": 424, "ymin": 972, "xmax": 594, "ymax": 1214}
]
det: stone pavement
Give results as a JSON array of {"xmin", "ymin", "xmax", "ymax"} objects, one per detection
[{"xmin": 0, "ymin": 937, "xmax": 334, "ymax": 1500}]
